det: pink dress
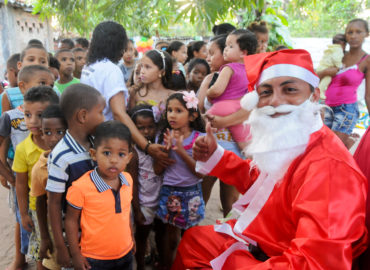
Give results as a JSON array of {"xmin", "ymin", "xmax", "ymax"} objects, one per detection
[{"xmin": 207, "ymin": 63, "xmax": 249, "ymax": 142}]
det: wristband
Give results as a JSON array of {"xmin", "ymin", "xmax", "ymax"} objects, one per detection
[{"xmin": 144, "ymin": 141, "xmax": 152, "ymax": 155}]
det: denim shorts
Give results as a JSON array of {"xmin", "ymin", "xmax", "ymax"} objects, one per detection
[
  {"xmin": 324, "ymin": 103, "xmax": 359, "ymax": 135},
  {"xmin": 86, "ymin": 250, "xmax": 133, "ymax": 270},
  {"xmin": 13, "ymin": 186, "xmax": 31, "ymax": 254}
]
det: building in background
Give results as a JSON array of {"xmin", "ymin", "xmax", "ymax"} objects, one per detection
[{"xmin": 0, "ymin": 0, "xmax": 53, "ymax": 80}]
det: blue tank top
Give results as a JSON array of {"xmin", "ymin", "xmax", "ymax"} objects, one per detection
[
  {"xmin": 6, "ymin": 87, "xmax": 24, "ymax": 109},
  {"xmin": 5, "ymin": 87, "xmax": 23, "ymax": 160}
]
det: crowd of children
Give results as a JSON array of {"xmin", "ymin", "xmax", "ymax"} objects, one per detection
[{"xmin": 0, "ymin": 17, "xmax": 364, "ymax": 270}]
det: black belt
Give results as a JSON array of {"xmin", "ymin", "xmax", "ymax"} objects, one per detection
[{"xmin": 249, "ymin": 244, "xmax": 269, "ymax": 262}]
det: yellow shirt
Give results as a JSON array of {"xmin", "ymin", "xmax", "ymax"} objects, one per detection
[{"xmin": 12, "ymin": 133, "xmax": 45, "ymax": 210}]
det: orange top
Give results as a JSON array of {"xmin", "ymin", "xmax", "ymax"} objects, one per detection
[{"xmin": 66, "ymin": 169, "xmax": 133, "ymax": 260}]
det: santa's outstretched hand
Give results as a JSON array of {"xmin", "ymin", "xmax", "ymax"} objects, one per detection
[{"xmin": 193, "ymin": 122, "xmax": 217, "ymax": 162}]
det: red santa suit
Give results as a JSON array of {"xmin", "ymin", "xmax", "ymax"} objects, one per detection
[
  {"xmin": 354, "ymin": 127, "xmax": 370, "ymax": 269},
  {"xmin": 172, "ymin": 125, "xmax": 367, "ymax": 270}
]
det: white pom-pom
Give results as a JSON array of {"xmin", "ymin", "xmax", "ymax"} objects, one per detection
[{"xmin": 240, "ymin": 91, "xmax": 259, "ymax": 111}]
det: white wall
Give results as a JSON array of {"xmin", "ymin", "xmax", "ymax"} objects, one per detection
[
  {"xmin": 0, "ymin": 4, "xmax": 53, "ymax": 80},
  {"xmin": 292, "ymin": 37, "xmax": 370, "ymax": 68}
]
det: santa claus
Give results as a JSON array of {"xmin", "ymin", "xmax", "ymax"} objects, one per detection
[{"xmin": 171, "ymin": 49, "xmax": 368, "ymax": 269}]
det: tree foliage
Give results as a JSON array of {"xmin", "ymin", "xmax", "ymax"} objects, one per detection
[
  {"xmin": 286, "ymin": 0, "xmax": 364, "ymax": 37},
  {"xmin": 31, "ymin": 0, "xmax": 270, "ymax": 37},
  {"xmin": 237, "ymin": 0, "xmax": 292, "ymax": 50},
  {"xmin": 25, "ymin": 0, "xmax": 369, "ymax": 39}
]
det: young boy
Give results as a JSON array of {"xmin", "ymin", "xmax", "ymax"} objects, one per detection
[
  {"xmin": 46, "ymin": 83, "xmax": 105, "ymax": 267},
  {"xmin": 72, "ymin": 48, "xmax": 87, "ymax": 79},
  {"xmin": 30, "ymin": 104, "xmax": 67, "ymax": 270},
  {"xmin": 0, "ymin": 66, "xmax": 55, "ymax": 270},
  {"xmin": 0, "ymin": 65, "xmax": 55, "ymax": 184},
  {"xmin": 58, "ymin": 38, "xmax": 74, "ymax": 50},
  {"xmin": 54, "ymin": 49, "xmax": 80, "ymax": 93},
  {"xmin": 0, "ymin": 53, "xmax": 20, "ymax": 187},
  {"xmin": 49, "ymin": 54, "xmax": 61, "ymax": 81},
  {"xmin": 66, "ymin": 120, "xmax": 134, "ymax": 269},
  {"xmin": 6, "ymin": 53, "xmax": 21, "ymax": 88},
  {"xmin": 2, "ymin": 44, "xmax": 49, "ymax": 113},
  {"xmin": 119, "ymin": 39, "xmax": 136, "ymax": 83},
  {"xmin": 75, "ymin": 37, "xmax": 89, "ymax": 50},
  {"xmin": 12, "ymin": 86, "xmax": 59, "ymax": 268}
]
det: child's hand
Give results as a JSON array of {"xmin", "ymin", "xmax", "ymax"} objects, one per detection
[
  {"xmin": 20, "ymin": 214, "xmax": 34, "ymax": 232},
  {"xmin": 163, "ymin": 129, "xmax": 173, "ymax": 151},
  {"xmin": 164, "ymin": 129, "xmax": 184, "ymax": 152},
  {"xmin": 149, "ymin": 144, "xmax": 174, "ymax": 168},
  {"xmin": 0, "ymin": 175, "xmax": 10, "ymax": 189},
  {"xmin": 56, "ymin": 244, "xmax": 72, "ymax": 267},
  {"xmin": 39, "ymin": 236, "xmax": 53, "ymax": 260},
  {"xmin": 205, "ymin": 114, "xmax": 224, "ymax": 129},
  {"xmin": 0, "ymin": 170, "xmax": 15, "ymax": 189},
  {"xmin": 134, "ymin": 209, "xmax": 147, "ymax": 225},
  {"xmin": 172, "ymin": 130, "xmax": 184, "ymax": 152},
  {"xmin": 72, "ymin": 253, "xmax": 91, "ymax": 270}
]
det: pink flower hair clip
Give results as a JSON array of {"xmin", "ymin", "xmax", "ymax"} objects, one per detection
[{"xmin": 182, "ymin": 91, "xmax": 198, "ymax": 110}]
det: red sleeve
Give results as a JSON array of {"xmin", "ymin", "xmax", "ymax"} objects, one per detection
[
  {"xmin": 209, "ymin": 150, "xmax": 259, "ymax": 194},
  {"xmin": 226, "ymin": 159, "xmax": 368, "ymax": 270}
]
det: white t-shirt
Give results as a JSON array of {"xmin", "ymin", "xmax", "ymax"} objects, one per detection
[{"xmin": 81, "ymin": 59, "xmax": 129, "ymax": 120}]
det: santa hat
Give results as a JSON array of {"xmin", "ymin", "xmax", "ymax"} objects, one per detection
[{"xmin": 241, "ymin": 49, "xmax": 319, "ymax": 111}]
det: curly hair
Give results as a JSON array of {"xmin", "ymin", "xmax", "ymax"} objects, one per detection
[
  {"xmin": 87, "ymin": 21, "xmax": 128, "ymax": 65},
  {"xmin": 187, "ymin": 58, "xmax": 210, "ymax": 75},
  {"xmin": 93, "ymin": 120, "xmax": 131, "ymax": 149},
  {"xmin": 247, "ymin": 20, "xmax": 269, "ymax": 34},
  {"xmin": 229, "ymin": 29, "xmax": 257, "ymax": 55},
  {"xmin": 24, "ymin": 85, "xmax": 59, "ymax": 104},
  {"xmin": 158, "ymin": 92, "xmax": 205, "ymax": 143}
]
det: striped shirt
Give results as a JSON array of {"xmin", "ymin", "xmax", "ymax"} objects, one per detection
[{"xmin": 46, "ymin": 130, "xmax": 95, "ymax": 197}]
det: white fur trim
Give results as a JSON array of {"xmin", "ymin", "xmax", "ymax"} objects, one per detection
[
  {"xmin": 195, "ymin": 144, "xmax": 224, "ymax": 175},
  {"xmin": 258, "ymin": 64, "xmax": 319, "ymax": 87},
  {"xmin": 240, "ymin": 91, "xmax": 259, "ymax": 111}
]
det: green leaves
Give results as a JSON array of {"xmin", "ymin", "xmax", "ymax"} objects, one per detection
[
  {"xmin": 286, "ymin": 0, "xmax": 362, "ymax": 37},
  {"xmin": 30, "ymin": 0, "xmax": 263, "ymax": 36}
]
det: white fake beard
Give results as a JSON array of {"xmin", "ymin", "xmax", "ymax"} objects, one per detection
[{"xmin": 244, "ymin": 99, "xmax": 323, "ymax": 179}]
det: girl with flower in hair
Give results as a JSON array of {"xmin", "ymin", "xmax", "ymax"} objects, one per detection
[{"xmin": 154, "ymin": 92, "xmax": 206, "ymax": 269}]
